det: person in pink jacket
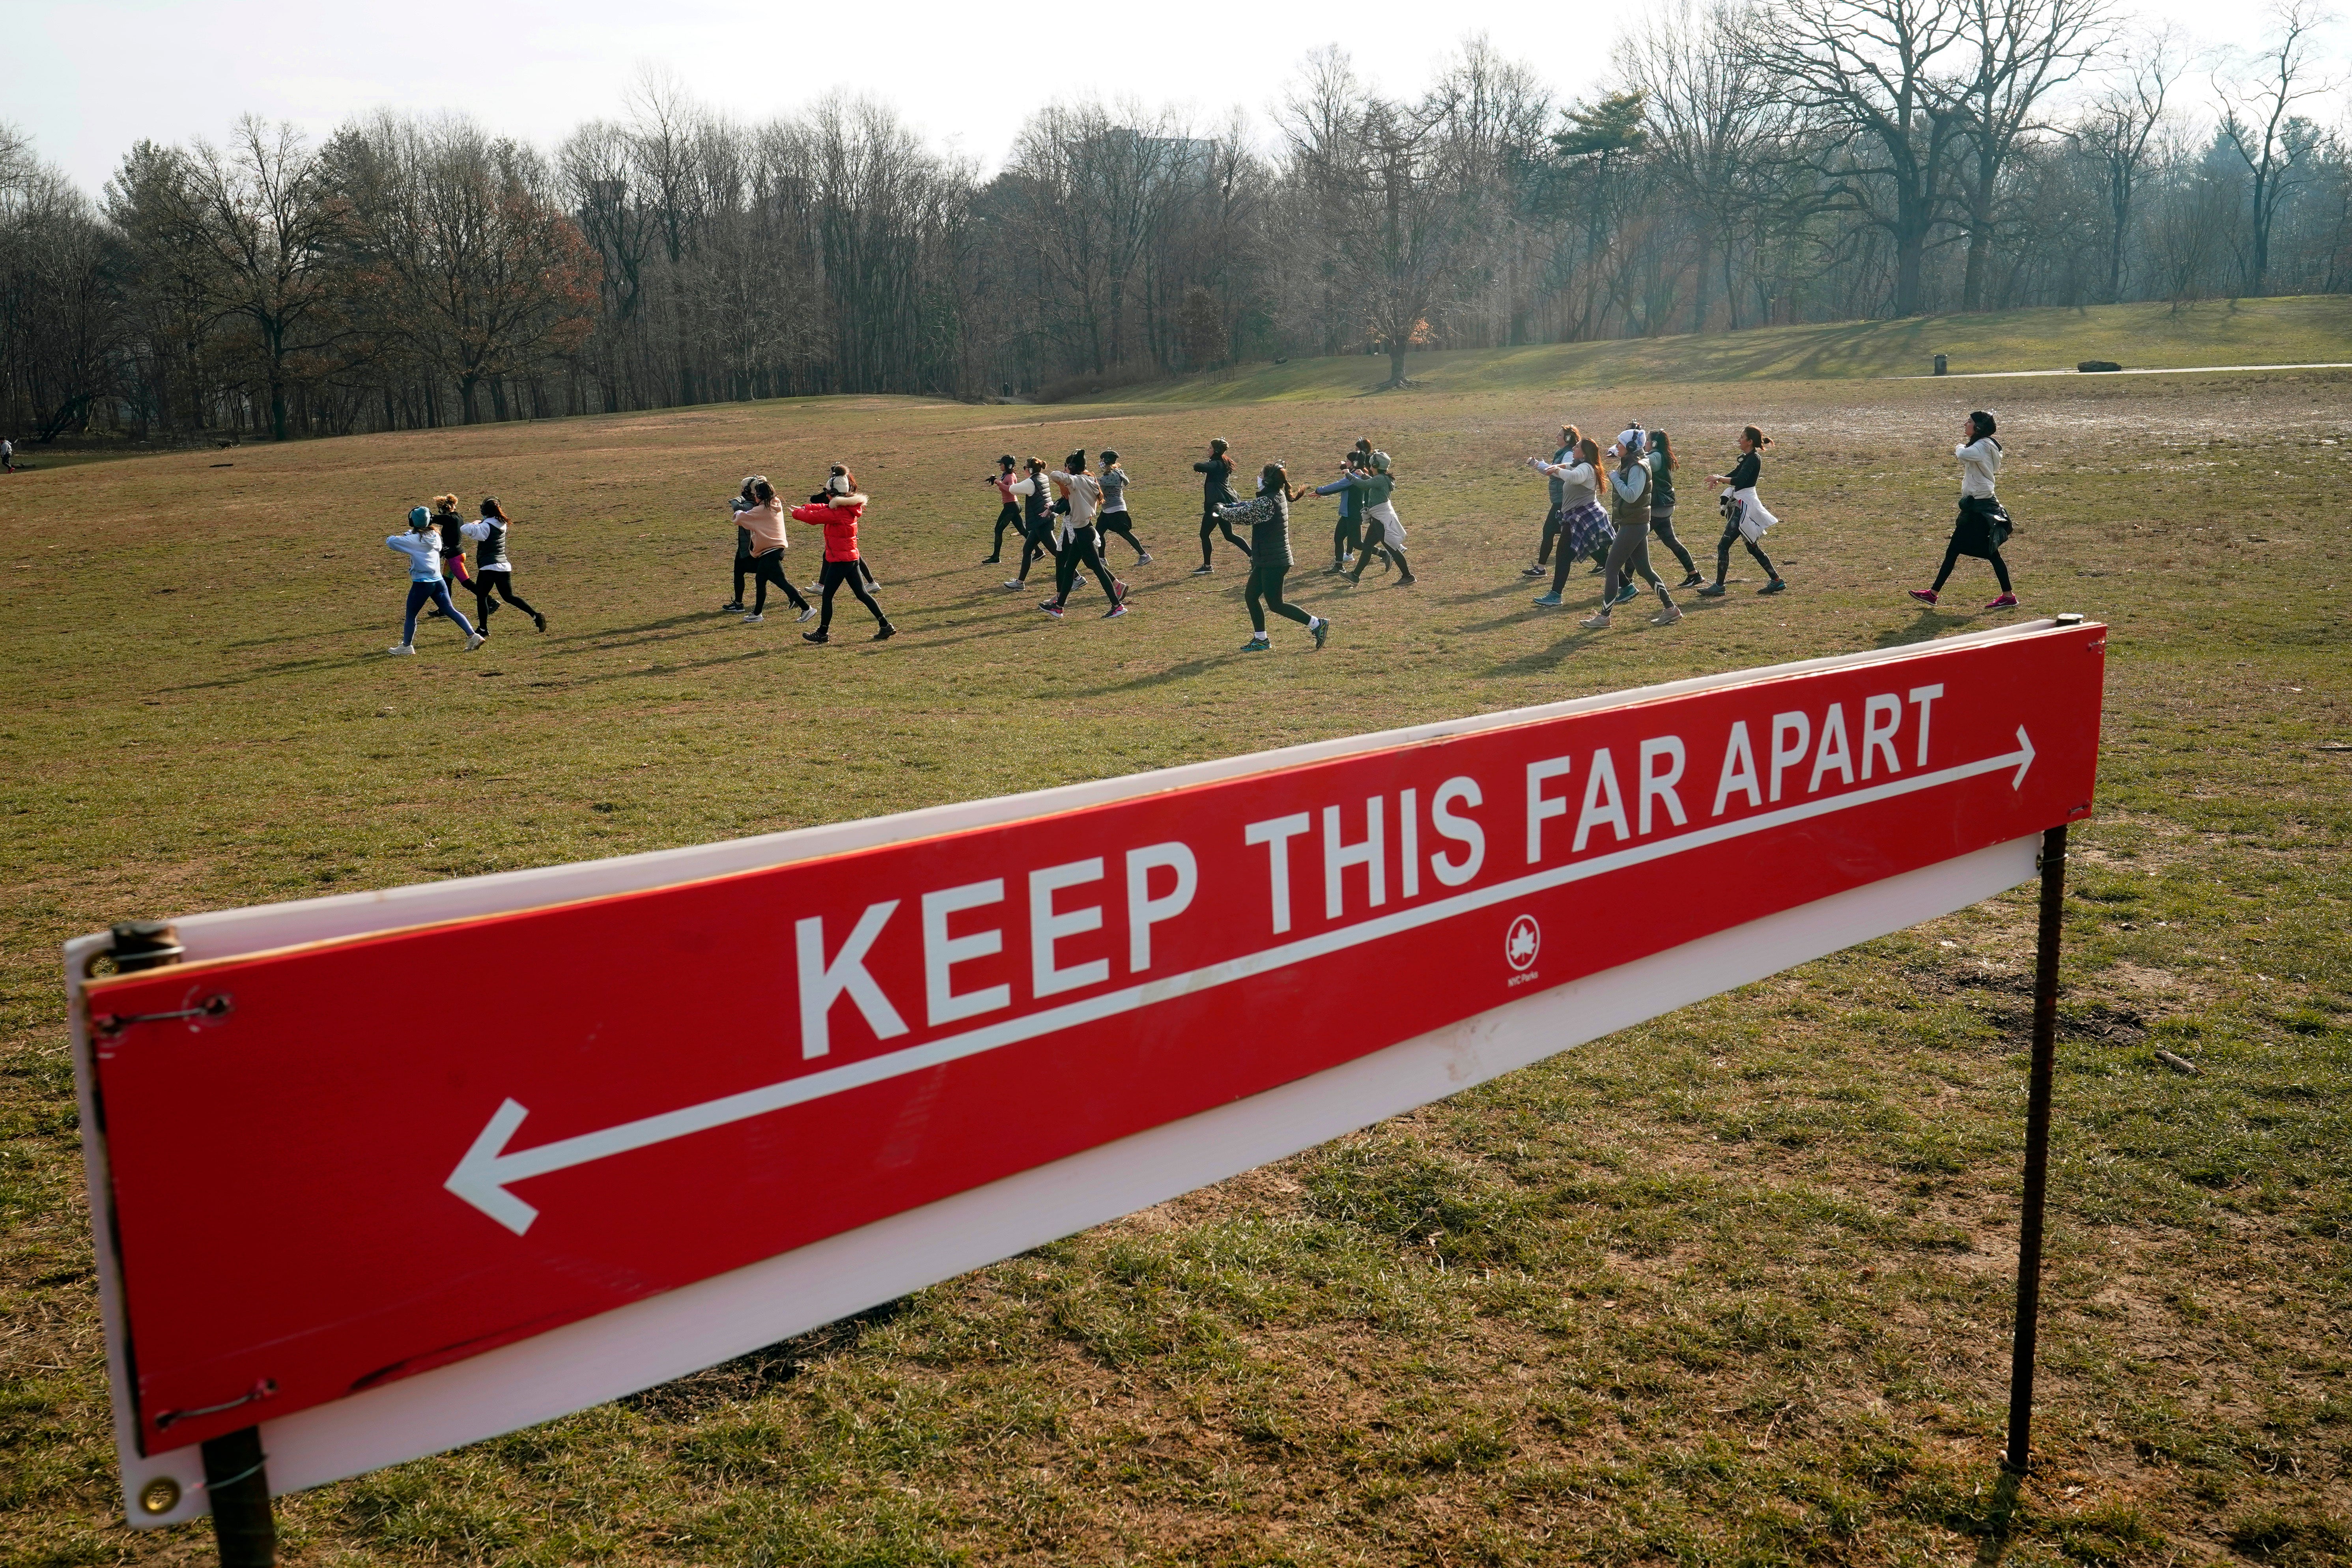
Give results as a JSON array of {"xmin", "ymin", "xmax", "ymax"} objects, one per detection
[
  {"xmin": 790, "ymin": 469, "xmax": 896, "ymax": 643},
  {"xmin": 736, "ymin": 478, "xmax": 813, "ymax": 625}
]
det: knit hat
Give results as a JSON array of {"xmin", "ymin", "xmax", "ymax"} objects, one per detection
[
  {"xmin": 1617, "ymin": 428, "xmax": 1647, "ymax": 454},
  {"xmin": 409, "ymin": 506, "xmax": 431, "ymax": 527},
  {"xmin": 1371, "ymin": 450, "xmax": 1391, "ymax": 473}
]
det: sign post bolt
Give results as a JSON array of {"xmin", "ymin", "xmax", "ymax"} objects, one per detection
[
  {"xmin": 2003, "ymin": 824, "xmax": 2066, "ymax": 1479},
  {"xmin": 108, "ymin": 921, "xmax": 277, "ymax": 1566}
]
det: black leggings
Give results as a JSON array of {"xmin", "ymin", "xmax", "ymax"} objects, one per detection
[
  {"xmin": 1246, "ymin": 556, "xmax": 1314, "ymax": 634},
  {"xmin": 1348, "ymin": 517, "xmax": 1411, "ymax": 582},
  {"xmin": 1097, "ymin": 510, "xmax": 1147, "ymax": 557},
  {"xmin": 1334, "ymin": 511, "xmax": 1361, "ymax": 565},
  {"xmin": 749, "ymin": 551, "xmax": 809, "ymax": 614},
  {"xmin": 1054, "ymin": 529, "xmax": 1121, "ymax": 605},
  {"xmin": 1200, "ymin": 504, "xmax": 1253, "ymax": 566},
  {"xmin": 818, "ymin": 557, "xmax": 886, "ymax": 632},
  {"xmin": 1931, "ymin": 537, "xmax": 2011, "ymax": 594},
  {"xmin": 990, "ymin": 503, "xmax": 1021, "ymax": 559},
  {"xmin": 1714, "ymin": 519, "xmax": 1777, "ymax": 585},
  {"xmin": 1548, "ymin": 526, "xmax": 1614, "ymax": 596},
  {"xmin": 473, "ymin": 569, "xmax": 538, "ymax": 624},
  {"xmin": 1650, "ymin": 508, "xmax": 1698, "ymax": 576},
  {"xmin": 1536, "ymin": 503, "xmax": 1561, "ymax": 566},
  {"xmin": 1016, "ymin": 517, "xmax": 1059, "ymax": 581}
]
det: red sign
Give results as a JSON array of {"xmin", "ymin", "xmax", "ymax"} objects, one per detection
[{"xmin": 79, "ymin": 622, "xmax": 2103, "ymax": 1476}]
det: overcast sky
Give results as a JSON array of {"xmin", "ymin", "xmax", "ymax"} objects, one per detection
[{"xmin": 9, "ymin": 0, "xmax": 2325, "ymax": 194}]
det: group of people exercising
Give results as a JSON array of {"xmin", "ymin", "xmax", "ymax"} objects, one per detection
[{"xmin": 383, "ymin": 415, "xmax": 2021, "ymax": 655}]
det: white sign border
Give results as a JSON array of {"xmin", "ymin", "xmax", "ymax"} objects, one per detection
[{"xmin": 68, "ymin": 620, "xmax": 2082, "ymax": 1526}]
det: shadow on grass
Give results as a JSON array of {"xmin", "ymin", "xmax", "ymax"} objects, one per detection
[
  {"xmin": 618, "ymin": 1294, "xmax": 921, "ymax": 1420},
  {"xmin": 1874, "ymin": 610, "xmax": 1961, "ymax": 649},
  {"xmin": 165, "ymin": 651, "xmax": 382, "ymax": 691},
  {"xmin": 1485, "ymin": 626, "xmax": 1604, "ymax": 675}
]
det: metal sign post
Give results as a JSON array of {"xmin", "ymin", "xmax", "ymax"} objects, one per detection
[{"xmin": 2004, "ymin": 822, "xmax": 2069, "ymax": 1477}]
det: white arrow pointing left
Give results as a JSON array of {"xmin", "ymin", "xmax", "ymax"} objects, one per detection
[{"xmin": 445, "ymin": 725, "xmax": 2044, "ymax": 1234}]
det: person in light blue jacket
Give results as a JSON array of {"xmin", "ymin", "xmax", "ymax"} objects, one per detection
[{"xmin": 385, "ymin": 506, "xmax": 482, "ymax": 656}]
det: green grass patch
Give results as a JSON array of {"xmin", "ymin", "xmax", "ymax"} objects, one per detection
[{"xmin": 1, "ymin": 367, "xmax": 2347, "ymax": 1564}]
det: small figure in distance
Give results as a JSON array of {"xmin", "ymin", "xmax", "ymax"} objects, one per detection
[
  {"xmin": 1215, "ymin": 462, "xmax": 1330, "ymax": 654},
  {"xmin": 982, "ymin": 454, "xmax": 1020, "ymax": 565},
  {"xmin": 1910, "ymin": 410, "xmax": 2017, "ymax": 611},
  {"xmin": 1696, "ymin": 427, "xmax": 1786, "ymax": 598},
  {"xmin": 793, "ymin": 470, "xmax": 895, "ymax": 643},
  {"xmin": 385, "ymin": 505, "xmax": 483, "ymax": 656},
  {"xmin": 1191, "ymin": 438, "xmax": 1254, "ymax": 574}
]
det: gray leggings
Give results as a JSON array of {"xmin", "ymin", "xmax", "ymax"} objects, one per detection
[
  {"xmin": 1603, "ymin": 521, "xmax": 1667, "ymax": 603},
  {"xmin": 1650, "ymin": 506, "xmax": 1698, "ymax": 575}
]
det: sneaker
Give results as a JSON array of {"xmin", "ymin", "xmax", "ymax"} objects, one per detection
[
  {"xmin": 871, "ymin": 622, "xmax": 897, "ymax": 641},
  {"xmin": 981, "ymin": 555, "xmax": 1000, "ymax": 565},
  {"xmin": 533, "ymin": 612, "xmax": 547, "ymax": 632},
  {"xmin": 1533, "ymin": 592, "xmax": 1564, "ymax": 607},
  {"xmin": 1003, "ymin": 579, "xmax": 1026, "ymax": 591},
  {"xmin": 1908, "ymin": 589, "xmax": 1939, "ymax": 606},
  {"xmin": 1984, "ymin": 592, "xmax": 2018, "ymax": 609},
  {"xmin": 1613, "ymin": 583, "xmax": 1640, "ymax": 605},
  {"xmin": 464, "ymin": 632, "xmax": 486, "ymax": 651},
  {"xmin": 742, "ymin": 613, "xmax": 764, "ymax": 624},
  {"xmin": 1040, "ymin": 602, "xmax": 1065, "ymax": 619},
  {"xmin": 1523, "ymin": 564, "xmax": 1548, "ymax": 577},
  {"xmin": 1588, "ymin": 561, "xmax": 1606, "ymax": 575},
  {"xmin": 721, "ymin": 600, "xmax": 745, "ymax": 612},
  {"xmin": 1192, "ymin": 564, "xmax": 1213, "ymax": 576},
  {"xmin": 1397, "ymin": 573, "xmax": 1417, "ymax": 585},
  {"xmin": 1696, "ymin": 583, "xmax": 1728, "ymax": 598},
  {"xmin": 1136, "ymin": 551, "xmax": 1153, "ymax": 565},
  {"xmin": 802, "ymin": 583, "xmax": 822, "ymax": 596},
  {"xmin": 1113, "ymin": 580, "xmax": 1130, "ymax": 603},
  {"xmin": 387, "ymin": 643, "xmax": 416, "ymax": 656},
  {"xmin": 1311, "ymin": 616, "xmax": 1330, "ymax": 650},
  {"xmin": 1103, "ymin": 603, "xmax": 1128, "ymax": 619},
  {"xmin": 1653, "ymin": 603, "xmax": 1683, "ymax": 625},
  {"xmin": 1758, "ymin": 578, "xmax": 1788, "ymax": 595},
  {"xmin": 1240, "ymin": 635, "xmax": 1271, "ymax": 651},
  {"xmin": 802, "ymin": 630, "xmax": 829, "ymax": 645},
  {"xmin": 1677, "ymin": 572, "xmax": 1704, "ymax": 590},
  {"xmin": 1580, "ymin": 612, "xmax": 1612, "ymax": 630},
  {"xmin": 795, "ymin": 606, "xmax": 816, "ymax": 623}
]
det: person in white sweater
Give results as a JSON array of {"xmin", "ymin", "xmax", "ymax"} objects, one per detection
[{"xmin": 1910, "ymin": 410, "xmax": 2016, "ymax": 609}]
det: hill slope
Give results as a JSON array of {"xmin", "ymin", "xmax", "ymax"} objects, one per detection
[{"xmin": 1088, "ymin": 295, "xmax": 2352, "ymax": 404}]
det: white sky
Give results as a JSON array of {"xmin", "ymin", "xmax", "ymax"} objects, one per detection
[{"xmin": 7, "ymin": 0, "xmax": 2325, "ymax": 194}]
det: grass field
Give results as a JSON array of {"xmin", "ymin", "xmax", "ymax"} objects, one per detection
[
  {"xmin": 2, "ymin": 362, "xmax": 2348, "ymax": 1566},
  {"xmin": 1085, "ymin": 296, "xmax": 2352, "ymax": 404}
]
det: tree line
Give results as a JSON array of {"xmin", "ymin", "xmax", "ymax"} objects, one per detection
[{"xmin": 4, "ymin": 0, "xmax": 2348, "ymax": 445}]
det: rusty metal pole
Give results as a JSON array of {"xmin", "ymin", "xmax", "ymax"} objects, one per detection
[
  {"xmin": 2003, "ymin": 826, "xmax": 2066, "ymax": 1478},
  {"xmin": 108, "ymin": 921, "xmax": 276, "ymax": 1567}
]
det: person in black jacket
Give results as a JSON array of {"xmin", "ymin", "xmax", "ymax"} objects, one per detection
[
  {"xmin": 1216, "ymin": 463, "xmax": 1328, "ymax": 652},
  {"xmin": 1191, "ymin": 437, "xmax": 1254, "ymax": 574}
]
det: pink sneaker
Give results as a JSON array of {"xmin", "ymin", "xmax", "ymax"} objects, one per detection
[
  {"xmin": 1907, "ymin": 589, "xmax": 1938, "ymax": 605},
  {"xmin": 1984, "ymin": 593, "xmax": 2018, "ymax": 610}
]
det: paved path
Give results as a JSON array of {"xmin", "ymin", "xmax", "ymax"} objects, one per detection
[{"xmin": 1904, "ymin": 362, "xmax": 2352, "ymax": 381}]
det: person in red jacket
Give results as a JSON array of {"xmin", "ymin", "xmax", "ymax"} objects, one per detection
[{"xmin": 791, "ymin": 470, "xmax": 896, "ymax": 643}]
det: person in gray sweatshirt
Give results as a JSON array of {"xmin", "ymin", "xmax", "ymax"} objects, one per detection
[
  {"xmin": 1582, "ymin": 430, "xmax": 1680, "ymax": 628},
  {"xmin": 1093, "ymin": 449, "xmax": 1152, "ymax": 564}
]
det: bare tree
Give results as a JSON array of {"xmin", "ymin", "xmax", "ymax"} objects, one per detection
[
  {"xmin": 1952, "ymin": 0, "xmax": 2112, "ymax": 311},
  {"xmin": 183, "ymin": 117, "xmax": 347, "ymax": 439},
  {"xmin": 1754, "ymin": 0, "xmax": 1973, "ymax": 318},
  {"xmin": 2071, "ymin": 28, "xmax": 2184, "ymax": 302},
  {"xmin": 2216, "ymin": 0, "xmax": 2345, "ymax": 295},
  {"xmin": 1623, "ymin": 1, "xmax": 1785, "ymax": 333}
]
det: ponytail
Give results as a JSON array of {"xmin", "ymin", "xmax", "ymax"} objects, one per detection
[{"xmin": 1741, "ymin": 426, "xmax": 1772, "ymax": 450}]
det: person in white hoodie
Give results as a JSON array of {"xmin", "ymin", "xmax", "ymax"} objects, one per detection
[
  {"xmin": 1039, "ymin": 450, "xmax": 1129, "ymax": 619},
  {"xmin": 1909, "ymin": 410, "xmax": 2017, "ymax": 609},
  {"xmin": 385, "ymin": 506, "xmax": 483, "ymax": 655}
]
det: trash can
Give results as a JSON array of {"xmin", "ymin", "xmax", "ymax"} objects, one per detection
[{"xmin": 1933, "ymin": 353, "xmax": 1948, "ymax": 376}]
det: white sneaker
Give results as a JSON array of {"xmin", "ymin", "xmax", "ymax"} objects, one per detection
[
  {"xmin": 1002, "ymin": 579, "xmax": 1026, "ymax": 591},
  {"xmin": 387, "ymin": 643, "xmax": 416, "ymax": 656},
  {"xmin": 1136, "ymin": 551, "xmax": 1154, "ymax": 565},
  {"xmin": 742, "ymin": 613, "xmax": 764, "ymax": 624},
  {"xmin": 1579, "ymin": 613, "xmax": 1611, "ymax": 630},
  {"xmin": 464, "ymin": 632, "xmax": 486, "ymax": 651},
  {"xmin": 795, "ymin": 606, "xmax": 816, "ymax": 623},
  {"xmin": 1653, "ymin": 603, "xmax": 1683, "ymax": 625}
]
